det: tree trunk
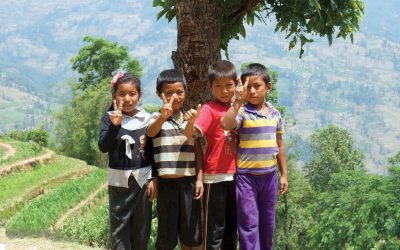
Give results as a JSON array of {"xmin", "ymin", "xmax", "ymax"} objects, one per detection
[{"xmin": 173, "ymin": 0, "xmax": 221, "ymax": 109}]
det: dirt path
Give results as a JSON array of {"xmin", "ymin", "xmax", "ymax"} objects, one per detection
[
  {"xmin": 0, "ymin": 143, "xmax": 16, "ymax": 161},
  {"xmin": 0, "ymin": 228, "xmax": 104, "ymax": 249},
  {"xmin": 53, "ymin": 182, "xmax": 108, "ymax": 230},
  {"xmin": 0, "ymin": 150, "xmax": 54, "ymax": 175}
]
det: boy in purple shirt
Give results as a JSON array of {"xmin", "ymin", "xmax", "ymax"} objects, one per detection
[{"xmin": 221, "ymin": 63, "xmax": 288, "ymax": 250}]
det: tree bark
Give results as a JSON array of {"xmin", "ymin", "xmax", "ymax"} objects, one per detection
[{"xmin": 173, "ymin": 0, "xmax": 221, "ymax": 109}]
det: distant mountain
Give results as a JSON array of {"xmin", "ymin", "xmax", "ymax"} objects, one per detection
[{"xmin": 0, "ymin": 0, "xmax": 399, "ymax": 173}]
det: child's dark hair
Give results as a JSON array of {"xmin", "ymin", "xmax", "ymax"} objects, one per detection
[
  {"xmin": 112, "ymin": 73, "xmax": 141, "ymax": 94},
  {"xmin": 208, "ymin": 60, "xmax": 237, "ymax": 85},
  {"xmin": 156, "ymin": 69, "xmax": 187, "ymax": 93},
  {"xmin": 241, "ymin": 63, "xmax": 271, "ymax": 84}
]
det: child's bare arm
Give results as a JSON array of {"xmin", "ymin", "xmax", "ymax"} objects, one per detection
[
  {"xmin": 221, "ymin": 101, "xmax": 241, "ymax": 130},
  {"xmin": 276, "ymin": 133, "xmax": 288, "ymax": 195},
  {"xmin": 193, "ymin": 137, "xmax": 204, "ymax": 199},
  {"xmin": 147, "ymin": 115, "xmax": 167, "ymax": 137}
]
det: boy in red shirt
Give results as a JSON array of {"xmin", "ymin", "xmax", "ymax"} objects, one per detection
[{"xmin": 185, "ymin": 60, "xmax": 238, "ymax": 250}]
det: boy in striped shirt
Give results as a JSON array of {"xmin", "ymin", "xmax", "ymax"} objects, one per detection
[
  {"xmin": 221, "ymin": 63, "xmax": 288, "ymax": 250},
  {"xmin": 146, "ymin": 69, "xmax": 203, "ymax": 250}
]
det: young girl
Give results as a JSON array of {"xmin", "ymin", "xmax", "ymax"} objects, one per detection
[{"xmin": 98, "ymin": 72, "xmax": 158, "ymax": 250}]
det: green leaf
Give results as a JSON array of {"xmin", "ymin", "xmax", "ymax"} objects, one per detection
[{"xmin": 156, "ymin": 9, "xmax": 168, "ymax": 20}]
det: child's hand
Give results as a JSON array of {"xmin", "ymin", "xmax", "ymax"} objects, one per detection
[
  {"xmin": 279, "ymin": 175, "xmax": 288, "ymax": 195},
  {"xmin": 160, "ymin": 93, "xmax": 174, "ymax": 119},
  {"xmin": 193, "ymin": 180, "xmax": 203, "ymax": 199},
  {"xmin": 109, "ymin": 99, "xmax": 124, "ymax": 126},
  {"xmin": 184, "ymin": 104, "xmax": 202, "ymax": 124},
  {"xmin": 147, "ymin": 178, "xmax": 158, "ymax": 201},
  {"xmin": 235, "ymin": 77, "xmax": 248, "ymax": 104}
]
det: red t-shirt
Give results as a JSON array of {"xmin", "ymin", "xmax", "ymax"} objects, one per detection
[{"xmin": 195, "ymin": 100, "xmax": 237, "ymax": 174}]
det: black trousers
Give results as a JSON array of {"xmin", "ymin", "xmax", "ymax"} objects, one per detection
[
  {"xmin": 156, "ymin": 176, "xmax": 202, "ymax": 250},
  {"xmin": 202, "ymin": 180, "xmax": 237, "ymax": 250},
  {"xmin": 108, "ymin": 176, "xmax": 152, "ymax": 250}
]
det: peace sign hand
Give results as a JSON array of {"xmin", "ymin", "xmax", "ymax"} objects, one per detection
[
  {"xmin": 235, "ymin": 77, "xmax": 248, "ymax": 104},
  {"xmin": 160, "ymin": 93, "xmax": 174, "ymax": 120},
  {"xmin": 184, "ymin": 104, "xmax": 202, "ymax": 124},
  {"xmin": 109, "ymin": 99, "xmax": 124, "ymax": 126}
]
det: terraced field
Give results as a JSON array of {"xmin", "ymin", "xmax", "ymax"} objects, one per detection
[
  {"xmin": 0, "ymin": 139, "xmax": 161, "ymax": 249},
  {"xmin": 0, "ymin": 139, "xmax": 111, "ymax": 249}
]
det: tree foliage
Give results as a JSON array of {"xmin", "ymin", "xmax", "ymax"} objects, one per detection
[
  {"xmin": 54, "ymin": 81, "xmax": 110, "ymax": 165},
  {"xmin": 304, "ymin": 124, "xmax": 364, "ymax": 191},
  {"xmin": 54, "ymin": 37, "xmax": 142, "ymax": 165},
  {"xmin": 308, "ymin": 170, "xmax": 400, "ymax": 249},
  {"xmin": 388, "ymin": 151, "xmax": 400, "ymax": 167},
  {"xmin": 154, "ymin": 0, "xmax": 364, "ymax": 57},
  {"xmin": 71, "ymin": 36, "xmax": 142, "ymax": 90},
  {"xmin": 3, "ymin": 129, "xmax": 49, "ymax": 147}
]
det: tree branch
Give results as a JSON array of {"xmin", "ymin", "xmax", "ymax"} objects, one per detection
[{"xmin": 228, "ymin": 0, "xmax": 264, "ymax": 23}]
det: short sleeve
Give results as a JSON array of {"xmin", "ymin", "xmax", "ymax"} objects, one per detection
[
  {"xmin": 145, "ymin": 112, "xmax": 161, "ymax": 135},
  {"xmin": 194, "ymin": 106, "xmax": 212, "ymax": 136},
  {"xmin": 277, "ymin": 116, "xmax": 284, "ymax": 134},
  {"xmin": 148, "ymin": 112, "xmax": 161, "ymax": 124},
  {"xmin": 235, "ymin": 107, "xmax": 245, "ymax": 130}
]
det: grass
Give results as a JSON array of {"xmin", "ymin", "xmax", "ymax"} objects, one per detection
[
  {"xmin": 0, "ymin": 148, "xmax": 4, "ymax": 159},
  {"xmin": 0, "ymin": 139, "xmax": 46, "ymax": 167},
  {"xmin": 60, "ymin": 192, "xmax": 159, "ymax": 249},
  {"xmin": 60, "ymin": 192, "xmax": 110, "ymax": 248},
  {"xmin": 5, "ymin": 168, "xmax": 107, "ymax": 235},
  {"xmin": 0, "ymin": 155, "xmax": 91, "ymax": 223}
]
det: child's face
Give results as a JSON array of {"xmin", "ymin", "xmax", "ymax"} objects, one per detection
[
  {"xmin": 210, "ymin": 77, "xmax": 235, "ymax": 104},
  {"xmin": 246, "ymin": 75, "xmax": 271, "ymax": 107},
  {"xmin": 113, "ymin": 82, "xmax": 141, "ymax": 116},
  {"xmin": 159, "ymin": 82, "xmax": 186, "ymax": 113}
]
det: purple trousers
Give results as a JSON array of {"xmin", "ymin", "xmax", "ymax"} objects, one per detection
[{"xmin": 236, "ymin": 171, "xmax": 278, "ymax": 250}]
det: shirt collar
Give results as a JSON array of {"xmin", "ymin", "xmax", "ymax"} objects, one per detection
[
  {"xmin": 243, "ymin": 102, "xmax": 277, "ymax": 116},
  {"xmin": 122, "ymin": 107, "xmax": 147, "ymax": 119},
  {"xmin": 167, "ymin": 109, "xmax": 185, "ymax": 125}
]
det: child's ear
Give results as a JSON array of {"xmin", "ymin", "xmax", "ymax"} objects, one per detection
[{"xmin": 266, "ymin": 81, "xmax": 272, "ymax": 90}]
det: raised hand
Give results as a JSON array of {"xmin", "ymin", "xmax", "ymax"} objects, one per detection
[
  {"xmin": 234, "ymin": 77, "xmax": 248, "ymax": 104},
  {"xmin": 109, "ymin": 99, "xmax": 124, "ymax": 126},
  {"xmin": 184, "ymin": 104, "xmax": 201, "ymax": 123},
  {"xmin": 160, "ymin": 93, "xmax": 174, "ymax": 119}
]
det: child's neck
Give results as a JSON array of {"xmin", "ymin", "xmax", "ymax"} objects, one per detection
[
  {"xmin": 123, "ymin": 109, "xmax": 139, "ymax": 117},
  {"xmin": 214, "ymin": 99, "xmax": 230, "ymax": 106},
  {"xmin": 172, "ymin": 109, "xmax": 182, "ymax": 116},
  {"xmin": 172, "ymin": 109, "xmax": 183, "ymax": 123}
]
